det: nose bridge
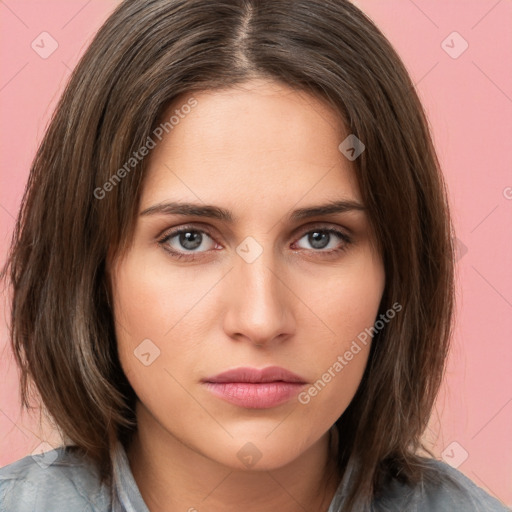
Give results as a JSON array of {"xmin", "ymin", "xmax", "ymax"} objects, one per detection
[
  {"xmin": 224, "ymin": 238, "xmax": 293, "ymax": 343},
  {"xmin": 235, "ymin": 244, "xmax": 283, "ymax": 313}
]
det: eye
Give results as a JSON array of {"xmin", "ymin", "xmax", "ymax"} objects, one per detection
[
  {"xmin": 158, "ymin": 226, "xmax": 218, "ymax": 258},
  {"xmin": 293, "ymin": 227, "xmax": 351, "ymax": 254},
  {"xmin": 157, "ymin": 224, "xmax": 352, "ymax": 261}
]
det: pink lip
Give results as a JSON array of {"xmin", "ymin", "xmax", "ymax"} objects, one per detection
[{"xmin": 202, "ymin": 366, "xmax": 307, "ymax": 409}]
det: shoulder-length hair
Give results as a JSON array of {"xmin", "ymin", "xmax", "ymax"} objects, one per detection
[{"xmin": 1, "ymin": 0, "xmax": 457, "ymax": 509}]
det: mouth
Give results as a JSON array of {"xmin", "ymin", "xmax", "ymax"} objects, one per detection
[
  {"xmin": 203, "ymin": 366, "xmax": 307, "ymax": 384},
  {"xmin": 201, "ymin": 366, "xmax": 307, "ymax": 409}
]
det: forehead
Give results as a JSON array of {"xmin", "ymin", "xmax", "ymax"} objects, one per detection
[{"xmin": 141, "ymin": 79, "xmax": 361, "ymax": 213}]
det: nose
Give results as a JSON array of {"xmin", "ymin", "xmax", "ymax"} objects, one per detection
[{"xmin": 222, "ymin": 250, "xmax": 295, "ymax": 348}]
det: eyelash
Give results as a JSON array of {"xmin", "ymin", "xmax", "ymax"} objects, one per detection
[{"xmin": 157, "ymin": 224, "xmax": 352, "ymax": 261}]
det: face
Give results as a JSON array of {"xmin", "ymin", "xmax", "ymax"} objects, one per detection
[{"xmin": 108, "ymin": 78, "xmax": 385, "ymax": 471}]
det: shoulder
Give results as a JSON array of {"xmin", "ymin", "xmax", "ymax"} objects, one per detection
[
  {"xmin": 0, "ymin": 445, "xmax": 110, "ymax": 512},
  {"xmin": 373, "ymin": 457, "xmax": 511, "ymax": 512}
]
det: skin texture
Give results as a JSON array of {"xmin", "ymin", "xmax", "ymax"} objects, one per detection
[{"xmin": 108, "ymin": 78, "xmax": 386, "ymax": 512}]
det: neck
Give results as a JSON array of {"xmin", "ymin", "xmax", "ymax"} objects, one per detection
[{"xmin": 126, "ymin": 404, "xmax": 341, "ymax": 512}]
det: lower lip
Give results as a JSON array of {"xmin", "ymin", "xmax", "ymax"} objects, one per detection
[{"xmin": 203, "ymin": 382, "xmax": 305, "ymax": 409}]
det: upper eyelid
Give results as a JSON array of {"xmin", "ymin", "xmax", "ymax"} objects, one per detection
[{"xmin": 158, "ymin": 222, "xmax": 350, "ymax": 246}]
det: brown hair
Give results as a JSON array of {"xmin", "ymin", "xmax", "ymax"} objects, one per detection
[{"xmin": 1, "ymin": 0, "xmax": 459, "ymax": 509}]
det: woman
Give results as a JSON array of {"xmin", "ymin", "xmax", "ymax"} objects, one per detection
[{"xmin": 0, "ymin": 0, "xmax": 508, "ymax": 511}]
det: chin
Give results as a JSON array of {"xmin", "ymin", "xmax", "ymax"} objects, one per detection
[{"xmin": 200, "ymin": 432, "xmax": 321, "ymax": 472}]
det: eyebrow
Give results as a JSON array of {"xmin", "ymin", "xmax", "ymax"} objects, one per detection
[{"xmin": 139, "ymin": 198, "xmax": 366, "ymax": 222}]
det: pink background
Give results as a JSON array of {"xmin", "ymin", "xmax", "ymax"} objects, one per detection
[{"xmin": 1, "ymin": 0, "xmax": 511, "ymax": 507}]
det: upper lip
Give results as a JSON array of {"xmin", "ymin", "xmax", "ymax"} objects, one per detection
[{"xmin": 203, "ymin": 366, "xmax": 307, "ymax": 384}]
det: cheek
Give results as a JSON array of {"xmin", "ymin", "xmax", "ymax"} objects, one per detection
[
  {"xmin": 292, "ymin": 254, "xmax": 384, "ymax": 422},
  {"xmin": 110, "ymin": 250, "xmax": 238, "ymax": 421},
  {"xmin": 301, "ymin": 250, "xmax": 385, "ymax": 345},
  {"xmin": 111, "ymin": 249, "xmax": 221, "ymax": 343}
]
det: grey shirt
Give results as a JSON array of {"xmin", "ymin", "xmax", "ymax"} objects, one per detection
[{"xmin": 0, "ymin": 441, "xmax": 510, "ymax": 511}]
